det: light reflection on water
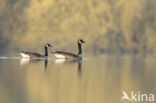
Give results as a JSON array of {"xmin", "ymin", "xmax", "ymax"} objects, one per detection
[{"xmin": 0, "ymin": 54, "xmax": 156, "ymax": 103}]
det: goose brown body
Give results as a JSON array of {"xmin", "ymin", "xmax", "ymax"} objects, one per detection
[
  {"xmin": 20, "ymin": 51, "xmax": 43, "ymax": 58},
  {"xmin": 51, "ymin": 39, "xmax": 85, "ymax": 59},
  {"xmin": 19, "ymin": 43, "xmax": 52, "ymax": 58},
  {"xmin": 52, "ymin": 51, "xmax": 78, "ymax": 59}
]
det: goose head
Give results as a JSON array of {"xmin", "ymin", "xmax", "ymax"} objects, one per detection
[
  {"xmin": 78, "ymin": 39, "xmax": 85, "ymax": 44},
  {"xmin": 45, "ymin": 43, "xmax": 52, "ymax": 47}
]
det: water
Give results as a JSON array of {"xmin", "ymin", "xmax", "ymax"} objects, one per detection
[{"xmin": 0, "ymin": 54, "xmax": 156, "ymax": 103}]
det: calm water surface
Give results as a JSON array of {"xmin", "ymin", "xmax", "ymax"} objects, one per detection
[{"xmin": 0, "ymin": 54, "xmax": 156, "ymax": 103}]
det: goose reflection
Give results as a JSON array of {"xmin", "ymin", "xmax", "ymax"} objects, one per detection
[
  {"xmin": 20, "ymin": 58, "xmax": 30, "ymax": 65},
  {"xmin": 20, "ymin": 58, "xmax": 49, "ymax": 71},
  {"xmin": 44, "ymin": 59, "xmax": 48, "ymax": 72},
  {"xmin": 54, "ymin": 59, "xmax": 83, "ymax": 77},
  {"xmin": 77, "ymin": 60, "xmax": 82, "ymax": 77}
]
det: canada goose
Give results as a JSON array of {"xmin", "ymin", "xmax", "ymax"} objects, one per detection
[
  {"xmin": 19, "ymin": 43, "xmax": 52, "ymax": 58},
  {"xmin": 51, "ymin": 39, "xmax": 85, "ymax": 59}
]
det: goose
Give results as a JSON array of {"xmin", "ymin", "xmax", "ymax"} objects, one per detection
[
  {"xmin": 51, "ymin": 39, "xmax": 85, "ymax": 59},
  {"xmin": 19, "ymin": 43, "xmax": 52, "ymax": 58}
]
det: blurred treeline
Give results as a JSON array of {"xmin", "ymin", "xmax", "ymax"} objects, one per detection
[{"xmin": 0, "ymin": 0, "xmax": 156, "ymax": 54}]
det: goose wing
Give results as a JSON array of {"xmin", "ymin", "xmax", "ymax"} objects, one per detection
[
  {"xmin": 20, "ymin": 51, "xmax": 43, "ymax": 58},
  {"xmin": 51, "ymin": 51, "xmax": 78, "ymax": 59}
]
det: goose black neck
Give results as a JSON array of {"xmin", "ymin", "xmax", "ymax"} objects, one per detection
[
  {"xmin": 78, "ymin": 42, "xmax": 82, "ymax": 55},
  {"xmin": 44, "ymin": 45, "xmax": 48, "ymax": 56}
]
